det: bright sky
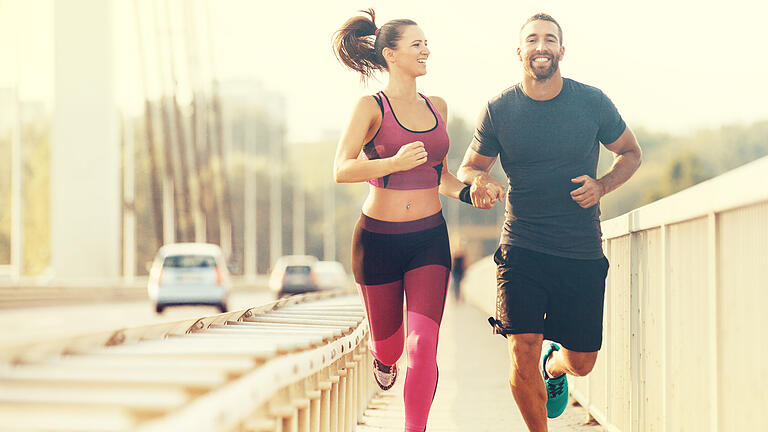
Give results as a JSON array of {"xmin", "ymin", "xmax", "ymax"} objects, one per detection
[
  {"xmin": 3, "ymin": 0, "xmax": 768, "ymax": 145},
  {"xmin": 209, "ymin": 0, "xmax": 768, "ymax": 143}
]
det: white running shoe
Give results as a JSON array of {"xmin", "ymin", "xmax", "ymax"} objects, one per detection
[{"xmin": 372, "ymin": 358, "xmax": 397, "ymax": 391}]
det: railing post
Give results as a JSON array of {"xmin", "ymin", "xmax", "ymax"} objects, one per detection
[
  {"xmin": 329, "ymin": 365, "xmax": 340, "ymax": 432},
  {"xmin": 337, "ymin": 364, "xmax": 348, "ymax": 432},
  {"xmin": 346, "ymin": 355, "xmax": 358, "ymax": 429},
  {"xmin": 604, "ymin": 237, "xmax": 612, "ymax": 424},
  {"xmin": 293, "ymin": 382, "xmax": 310, "ymax": 432},
  {"xmin": 306, "ymin": 373, "xmax": 321, "ymax": 432},
  {"xmin": 660, "ymin": 223, "xmax": 669, "ymax": 432},
  {"xmin": 630, "ymin": 230, "xmax": 641, "ymax": 432},
  {"xmin": 707, "ymin": 212, "xmax": 719, "ymax": 432},
  {"xmin": 355, "ymin": 350, "xmax": 365, "ymax": 424},
  {"xmin": 269, "ymin": 388, "xmax": 295, "ymax": 432},
  {"xmin": 318, "ymin": 368, "xmax": 333, "ymax": 432}
]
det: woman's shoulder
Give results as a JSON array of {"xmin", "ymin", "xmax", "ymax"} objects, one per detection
[
  {"xmin": 426, "ymin": 95, "xmax": 447, "ymax": 117},
  {"xmin": 353, "ymin": 94, "xmax": 384, "ymax": 117},
  {"xmin": 426, "ymin": 94, "xmax": 446, "ymax": 106}
]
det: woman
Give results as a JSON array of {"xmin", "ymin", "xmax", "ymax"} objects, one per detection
[{"xmin": 332, "ymin": 9, "xmax": 472, "ymax": 432}]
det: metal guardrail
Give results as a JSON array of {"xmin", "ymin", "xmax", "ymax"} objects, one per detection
[
  {"xmin": 0, "ymin": 285, "xmax": 149, "ymax": 308},
  {"xmin": 0, "ymin": 275, "xmax": 268, "ymax": 309},
  {"xmin": 0, "ymin": 292, "xmax": 376, "ymax": 432},
  {"xmin": 462, "ymin": 155, "xmax": 768, "ymax": 432}
]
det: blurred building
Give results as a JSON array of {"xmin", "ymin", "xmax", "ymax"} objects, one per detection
[
  {"xmin": 218, "ymin": 79, "xmax": 285, "ymax": 157},
  {"xmin": 217, "ymin": 79, "xmax": 286, "ymax": 276}
]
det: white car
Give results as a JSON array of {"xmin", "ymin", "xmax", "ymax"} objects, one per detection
[
  {"xmin": 311, "ymin": 260, "xmax": 353, "ymax": 292},
  {"xmin": 147, "ymin": 243, "xmax": 230, "ymax": 313}
]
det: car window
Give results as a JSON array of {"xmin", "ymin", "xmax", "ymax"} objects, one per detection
[
  {"xmin": 163, "ymin": 255, "xmax": 217, "ymax": 268},
  {"xmin": 285, "ymin": 265, "xmax": 311, "ymax": 275}
]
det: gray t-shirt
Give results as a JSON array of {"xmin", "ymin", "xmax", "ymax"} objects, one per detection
[{"xmin": 471, "ymin": 78, "xmax": 626, "ymax": 259}]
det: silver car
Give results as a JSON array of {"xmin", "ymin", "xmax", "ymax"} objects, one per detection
[
  {"xmin": 311, "ymin": 260, "xmax": 353, "ymax": 292},
  {"xmin": 147, "ymin": 243, "xmax": 230, "ymax": 313},
  {"xmin": 269, "ymin": 255, "xmax": 319, "ymax": 298}
]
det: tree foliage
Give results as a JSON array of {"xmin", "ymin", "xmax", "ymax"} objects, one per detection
[{"xmin": 2, "ymin": 112, "xmax": 767, "ymax": 276}]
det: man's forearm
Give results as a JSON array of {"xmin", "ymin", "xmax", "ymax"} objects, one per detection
[
  {"xmin": 457, "ymin": 166, "xmax": 488, "ymax": 185},
  {"xmin": 597, "ymin": 149, "xmax": 642, "ymax": 195}
]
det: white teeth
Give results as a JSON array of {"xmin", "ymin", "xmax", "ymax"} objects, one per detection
[
  {"xmin": 417, "ymin": 59, "xmax": 426, "ymax": 63},
  {"xmin": 534, "ymin": 57, "xmax": 549, "ymax": 62}
]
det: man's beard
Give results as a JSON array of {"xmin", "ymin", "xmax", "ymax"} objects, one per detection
[{"xmin": 523, "ymin": 54, "xmax": 559, "ymax": 81}]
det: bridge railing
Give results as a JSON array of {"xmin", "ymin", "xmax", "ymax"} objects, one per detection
[
  {"xmin": 0, "ymin": 265, "xmax": 14, "ymax": 280},
  {"xmin": 463, "ymin": 155, "xmax": 768, "ymax": 432},
  {"xmin": 0, "ymin": 292, "xmax": 376, "ymax": 432}
]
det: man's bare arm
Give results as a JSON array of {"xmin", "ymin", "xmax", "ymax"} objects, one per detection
[
  {"xmin": 570, "ymin": 127, "xmax": 642, "ymax": 208},
  {"xmin": 457, "ymin": 148, "xmax": 506, "ymax": 209}
]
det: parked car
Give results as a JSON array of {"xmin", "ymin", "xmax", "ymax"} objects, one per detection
[
  {"xmin": 147, "ymin": 243, "xmax": 230, "ymax": 314},
  {"xmin": 311, "ymin": 260, "xmax": 353, "ymax": 292},
  {"xmin": 269, "ymin": 255, "xmax": 318, "ymax": 298}
]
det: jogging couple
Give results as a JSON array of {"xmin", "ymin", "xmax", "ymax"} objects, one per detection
[{"xmin": 332, "ymin": 10, "xmax": 642, "ymax": 432}]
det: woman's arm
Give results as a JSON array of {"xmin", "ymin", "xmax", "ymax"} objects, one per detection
[
  {"xmin": 334, "ymin": 96, "xmax": 427, "ymax": 183},
  {"xmin": 430, "ymin": 95, "xmax": 472, "ymax": 202},
  {"xmin": 439, "ymin": 156, "xmax": 472, "ymax": 200}
]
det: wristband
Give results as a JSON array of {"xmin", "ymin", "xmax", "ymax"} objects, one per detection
[{"xmin": 459, "ymin": 185, "xmax": 472, "ymax": 205}]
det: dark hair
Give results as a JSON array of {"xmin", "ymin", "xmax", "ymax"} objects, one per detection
[
  {"xmin": 520, "ymin": 13, "xmax": 563, "ymax": 44},
  {"xmin": 333, "ymin": 9, "xmax": 417, "ymax": 82}
]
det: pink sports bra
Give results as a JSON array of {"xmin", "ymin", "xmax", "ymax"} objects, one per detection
[{"xmin": 362, "ymin": 91, "xmax": 450, "ymax": 190}]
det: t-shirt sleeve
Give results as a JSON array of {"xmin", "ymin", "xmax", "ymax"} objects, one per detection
[
  {"xmin": 597, "ymin": 90, "xmax": 626, "ymax": 145},
  {"xmin": 470, "ymin": 103, "xmax": 501, "ymax": 157}
]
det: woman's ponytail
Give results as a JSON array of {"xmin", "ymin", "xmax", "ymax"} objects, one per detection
[{"xmin": 332, "ymin": 9, "xmax": 384, "ymax": 82}]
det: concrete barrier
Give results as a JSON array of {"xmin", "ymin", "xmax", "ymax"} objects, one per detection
[{"xmin": 460, "ymin": 155, "xmax": 768, "ymax": 432}]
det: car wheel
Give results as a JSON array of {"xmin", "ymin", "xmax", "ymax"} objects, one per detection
[
  {"xmin": 155, "ymin": 304, "xmax": 164, "ymax": 314},
  {"xmin": 218, "ymin": 303, "xmax": 228, "ymax": 313}
]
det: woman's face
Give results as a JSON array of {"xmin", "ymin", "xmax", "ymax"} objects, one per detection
[{"xmin": 386, "ymin": 25, "xmax": 430, "ymax": 77}]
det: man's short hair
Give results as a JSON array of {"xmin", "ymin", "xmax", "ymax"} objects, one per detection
[{"xmin": 520, "ymin": 13, "xmax": 563, "ymax": 45}]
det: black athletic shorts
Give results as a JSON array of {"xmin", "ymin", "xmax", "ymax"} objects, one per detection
[{"xmin": 490, "ymin": 244, "xmax": 609, "ymax": 352}]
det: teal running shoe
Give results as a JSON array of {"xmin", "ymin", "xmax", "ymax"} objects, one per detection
[{"xmin": 541, "ymin": 341, "xmax": 568, "ymax": 418}]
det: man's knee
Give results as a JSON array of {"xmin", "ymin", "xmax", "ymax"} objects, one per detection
[
  {"xmin": 507, "ymin": 334, "xmax": 543, "ymax": 378},
  {"xmin": 569, "ymin": 362, "xmax": 594, "ymax": 376},
  {"xmin": 562, "ymin": 350, "xmax": 598, "ymax": 376}
]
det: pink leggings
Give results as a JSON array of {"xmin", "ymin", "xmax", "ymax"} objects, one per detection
[{"xmin": 352, "ymin": 212, "xmax": 451, "ymax": 431}]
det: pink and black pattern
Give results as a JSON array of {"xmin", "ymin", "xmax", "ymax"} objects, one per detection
[
  {"xmin": 352, "ymin": 211, "xmax": 451, "ymax": 432},
  {"xmin": 361, "ymin": 92, "xmax": 449, "ymax": 191}
]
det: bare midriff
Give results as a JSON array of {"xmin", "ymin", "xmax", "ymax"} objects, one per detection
[{"xmin": 362, "ymin": 185, "xmax": 441, "ymax": 222}]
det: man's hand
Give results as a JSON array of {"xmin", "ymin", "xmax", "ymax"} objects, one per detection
[
  {"xmin": 570, "ymin": 175, "xmax": 605, "ymax": 208},
  {"xmin": 471, "ymin": 174, "xmax": 506, "ymax": 209}
]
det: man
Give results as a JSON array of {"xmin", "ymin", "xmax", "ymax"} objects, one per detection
[{"xmin": 457, "ymin": 13, "xmax": 642, "ymax": 431}]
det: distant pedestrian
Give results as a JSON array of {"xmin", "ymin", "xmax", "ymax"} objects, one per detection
[{"xmin": 450, "ymin": 248, "xmax": 466, "ymax": 300}]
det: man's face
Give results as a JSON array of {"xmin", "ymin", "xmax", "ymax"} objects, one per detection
[{"xmin": 518, "ymin": 20, "xmax": 564, "ymax": 81}]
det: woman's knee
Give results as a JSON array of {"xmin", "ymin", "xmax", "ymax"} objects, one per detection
[
  {"xmin": 371, "ymin": 343, "xmax": 403, "ymax": 366},
  {"xmin": 369, "ymin": 326, "xmax": 405, "ymax": 365},
  {"xmin": 405, "ymin": 331, "xmax": 438, "ymax": 362}
]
